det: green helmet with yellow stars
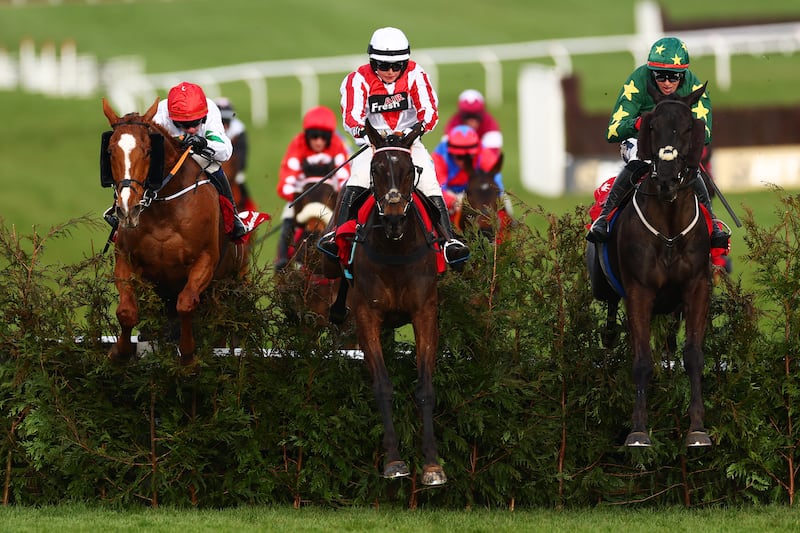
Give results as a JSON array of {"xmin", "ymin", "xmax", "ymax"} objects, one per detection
[{"xmin": 646, "ymin": 37, "xmax": 690, "ymax": 72}]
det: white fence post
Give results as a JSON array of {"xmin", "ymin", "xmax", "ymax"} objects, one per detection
[{"xmin": 518, "ymin": 64, "xmax": 565, "ymax": 197}]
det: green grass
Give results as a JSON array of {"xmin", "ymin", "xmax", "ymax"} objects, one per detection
[{"xmin": 0, "ymin": 504, "xmax": 798, "ymax": 532}]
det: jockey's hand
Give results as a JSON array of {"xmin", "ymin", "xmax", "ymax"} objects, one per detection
[
  {"xmin": 351, "ymin": 125, "xmax": 366, "ymax": 139},
  {"xmin": 181, "ymin": 134, "xmax": 208, "ymax": 153}
]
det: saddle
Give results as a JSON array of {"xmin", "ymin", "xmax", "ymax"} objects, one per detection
[{"xmin": 332, "ymin": 194, "xmax": 446, "ymax": 278}]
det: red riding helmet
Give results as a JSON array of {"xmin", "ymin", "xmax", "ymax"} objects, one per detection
[
  {"xmin": 302, "ymin": 106, "xmax": 337, "ymax": 132},
  {"xmin": 167, "ymin": 82, "xmax": 208, "ymax": 122},
  {"xmin": 447, "ymin": 125, "xmax": 481, "ymax": 156}
]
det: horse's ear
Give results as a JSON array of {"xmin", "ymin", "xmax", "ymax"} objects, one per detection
[
  {"xmin": 364, "ymin": 119, "xmax": 383, "ymax": 147},
  {"xmin": 686, "ymin": 118, "xmax": 706, "ymax": 168},
  {"xmin": 401, "ymin": 121, "xmax": 424, "ymax": 148},
  {"xmin": 636, "ymin": 113, "xmax": 653, "ymax": 161},
  {"xmin": 687, "ymin": 82, "xmax": 708, "ymax": 107},
  {"xmin": 102, "ymin": 98, "xmax": 119, "ymax": 125},
  {"xmin": 143, "ymin": 98, "xmax": 159, "ymax": 122}
]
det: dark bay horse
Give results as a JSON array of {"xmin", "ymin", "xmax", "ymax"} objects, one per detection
[
  {"xmin": 323, "ymin": 120, "xmax": 446, "ymax": 485},
  {"xmin": 587, "ymin": 83, "xmax": 713, "ymax": 448},
  {"xmin": 101, "ymin": 98, "xmax": 247, "ymax": 366},
  {"xmin": 457, "ymin": 151, "xmax": 508, "ymax": 241}
]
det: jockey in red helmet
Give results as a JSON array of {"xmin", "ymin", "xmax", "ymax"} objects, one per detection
[
  {"xmin": 274, "ymin": 105, "xmax": 351, "ymax": 270},
  {"xmin": 156, "ymin": 82, "xmax": 247, "ymax": 240},
  {"xmin": 432, "ymin": 125, "xmax": 509, "ymax": 215}
]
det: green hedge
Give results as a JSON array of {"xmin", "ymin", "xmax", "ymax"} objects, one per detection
[{"xmin": 1, "ymin": 193, "xmax": 800, "ymax": 509}]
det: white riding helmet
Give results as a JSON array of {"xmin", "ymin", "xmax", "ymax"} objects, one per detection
[{"xmin": 367, "ymin": 27, "xmax": 411, "ymax": 62}]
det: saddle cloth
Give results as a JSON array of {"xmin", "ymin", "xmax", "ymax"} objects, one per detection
[
  {"xmin": 334, "ymin": 193, "xmax": 446, "ymax": 274},
  {"xmin": 587, "ymin": 176, "xmax": 729, "ymax": 268}
]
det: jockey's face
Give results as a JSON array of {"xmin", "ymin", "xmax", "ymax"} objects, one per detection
[{"xmin": 655, "ymin": 78, "xmax": 680, "ymax": 96}]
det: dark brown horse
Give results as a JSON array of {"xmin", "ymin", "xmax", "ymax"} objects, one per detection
[
  {"xmin": 322, "ymin": 120, "xmax": 447, "ymax": 485},
  {"xmin": 101, "ymin": 98, "xmax": 247, "ymax": 366},
  {"xmin": 457, "ymin": 151, "xmax": 509, "ymax": 241},
  {"xmin": 586, "ymin": 83, "xmax": 713, "ymax": 448}
]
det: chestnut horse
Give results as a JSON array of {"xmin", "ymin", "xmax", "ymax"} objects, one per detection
[
  {"xmin": 586, "ymin": 83, "xmax": 712, "ymax": 448},
  {"xmin": 321, "ymin": 120, "xmax": 447, "ymax": 485},
  {"xmin": 101, "ymin": 98, "xmax": 247, "ymax": 366}
]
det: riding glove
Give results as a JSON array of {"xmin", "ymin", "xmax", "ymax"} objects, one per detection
[{"xmin": 181, "ymin": 134, "xmax": 208, "ymax": 152}]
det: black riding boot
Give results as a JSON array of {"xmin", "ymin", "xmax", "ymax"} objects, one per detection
[
  {"xmin": 692, "ymin": 171, "xmax": 730, "ymax": 249},
  {"xmin": 209, "ymin": 169, "xmax": 247, "ymax": 240},
  {"xmin": 586, "ymin": 159, "xmax": 650, "ymax": 243},
  {"xmin": 274, "ymin": 218, "xmax": 295, "ymax": 271},
  {"xmin": 317, "ymin": 185, "xmax": 367, "ymax": 259},
  {"xmin": 430, "ymin": 195, "xmax": 470, "ymax": 268}
]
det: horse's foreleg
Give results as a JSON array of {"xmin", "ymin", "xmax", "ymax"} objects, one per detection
[
  {"xmin": 176, "ymin": 252, "xmax": 216, "ymax": 365},
  {"xmin": 413, "ymin": 304, "xmax": 446, "ymax": 486},
  {"xmin": 625, "ymin": 305, "xmax": 654, "ymax": 447},
  {"xmin": 110, "ymin": 257, "xmax": 138, "ymax": 364},
  {"xmin": 683, "ymin": 285, "xmax": 712, "ymax": 447},
  {"xmin": 356, "ymin": 309, "xmax": 407, "ymax": 479}
]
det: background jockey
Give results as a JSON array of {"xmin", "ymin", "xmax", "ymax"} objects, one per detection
[
  {"xmin": 432, "ymin": 124, "xmax": 510, "ymax": 217},
  {"xmin": 275, "ymin": 105, "xmax": 351, "ymax": 271},
  {"xmin": 214, "ymin": 97, "xmax": 255, "ymax": 211},
  {"xmin": 587, "ymin": 37, "xmax": 728, "ymax": 252},
  {"xmin": 318, "ymin": 26, "xmax": 469, "ymax": 268},
  {"xmin": 443, "ymin": 89, "xmax": 503, "ymax": 155}
]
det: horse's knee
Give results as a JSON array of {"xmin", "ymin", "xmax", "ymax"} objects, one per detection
[
  {"xmin": 116, "ymin": 305, "xmax": 138, "ymax": 328},
  {"xmin": 176, "ymin": 290, "xmax": 200, "ymax": 314}
]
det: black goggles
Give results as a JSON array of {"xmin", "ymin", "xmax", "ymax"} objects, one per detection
[
  {"xmin": 305, "ymin": 129, "xmax": 332, "ymax": 141},
  {"xmin": 652, "ymin": 70, "xmax": 684, "ymax": 83},
  {"xmin": 373, "ymin": 60, "xmax": 406, "ymax": 72},
  {"xmin": 172, "ymin": 117, "xmax": 205, "ymax": 129}
]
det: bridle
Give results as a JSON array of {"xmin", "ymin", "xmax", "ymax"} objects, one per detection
[
  {"xmin": 634, "ymin": 99, "xmax": 701, "ymax": 245},
  {"xmin": 109, "ymin": 119, "xmax": 207, "ymax": 208},
  {"xmin": 645, "ymin": 99, "xmax": 697, "ymax": 186},
  {"xmin": 371, "ymin": 145, "xmax": 416, "ymax": 219}
]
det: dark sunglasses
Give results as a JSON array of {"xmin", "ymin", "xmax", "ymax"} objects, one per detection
[
  {"xmin": 374, "ymin": 61, "xmax": 406, "ymax": 72},
  {"xmin": 173, "ymin": 118, "xmax": 204, "ymax": 129},
  {"xmin": 306, "ymin": 129, "xmax": 332, "ymax": 141},
  {"xmin": 652, "ymin": 70, "xmax": 684, "ymax": 83}
]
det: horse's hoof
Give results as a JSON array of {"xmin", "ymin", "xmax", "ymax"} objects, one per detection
[
  {"xmin": 686, "ymin": 431, "xmax": 712, "ymax": 448},
  {"xmin": 383, "ymin": 461, "xmax": 410, "ymax": 479},
  {"xmin": 178, "ymin": 351, "xmax": 199, "ymax": 368},
  {"xmin": 625, "ymin": 431, "xmax": 652, "ymax": 447},
  {"xmin": 421, "ymin": 465, "xmax": 447, "ymax": 486}
]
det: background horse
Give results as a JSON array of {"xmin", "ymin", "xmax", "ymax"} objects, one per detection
[
  {"xmin": 324, "ymin": 120, "xmax": 446, "ymax": 485},
  {"xmin": 457, "ymin": 151, "xmax": 509, "ymax": 242},
  {"xmin": 586, "ymin": 83, "xmax": 712, "ymax": 448},
  {"xmin": 277, "ymin": 164, "xmax": 340, "ymax": 327},
  {"xmin": 101, "ymin": 98, "xmax": 246, "ymax": 366}
]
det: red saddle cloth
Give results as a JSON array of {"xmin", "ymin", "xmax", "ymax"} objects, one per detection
[
  {"xmin": 587, "ymin": 177, "xmax": 729, "ymax": 268},
  {"xmin": 219, "ymin": 196, "xmax": 270, "ymax": 244},
  {"xmin": 334, "ymin": 194, "xmax": 446, "ymax": 273}
]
